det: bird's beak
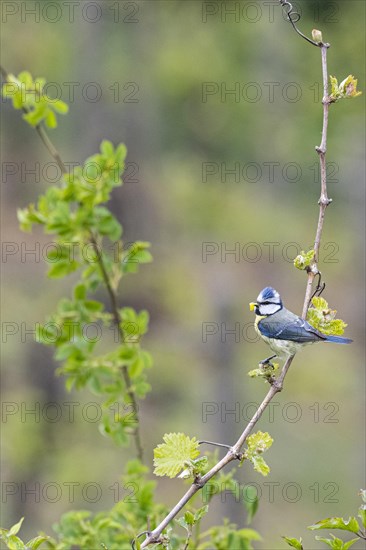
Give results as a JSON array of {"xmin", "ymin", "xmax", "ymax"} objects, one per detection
[{"xmin": 249, "ymin": 302, "xmax": 257, "ymax": 311}]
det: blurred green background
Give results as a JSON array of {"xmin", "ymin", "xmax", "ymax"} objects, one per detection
[{"xmin": 1, "ymin": 1, "xmax": 365, "ymax": 547}]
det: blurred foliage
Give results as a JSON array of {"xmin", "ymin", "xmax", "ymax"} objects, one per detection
[
  {"xmin": 1, "ymin": 0, "xmax": 365, "ymax": 548},
  {"xmin": 13, "ymin": 109, "xmax": 154, "ymax": 447},
  {"xmin": 284, "ymin": 490, "xmax": 366, "ymax": 550},
  {"xmin": 1, "ymin": 67, "xmax": 263, "ymax": 547}
]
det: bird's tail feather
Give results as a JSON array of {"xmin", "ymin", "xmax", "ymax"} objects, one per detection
[{"xmin": 325, "ymin": 335, "xmax": 353, "ymax": 344}]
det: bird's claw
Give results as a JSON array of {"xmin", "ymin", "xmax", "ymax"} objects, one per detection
[
  {"xmin": 259, "ymin": 355, "xmax": 277, "ymax": 369},
  {"xmin": 259, "ymin": 360, "xmax": 274, "ymax": 369}
]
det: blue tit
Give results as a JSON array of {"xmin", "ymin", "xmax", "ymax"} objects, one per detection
[{"xmin": 249, "ymin": 286, "xmax": 352, "ymax": 364}]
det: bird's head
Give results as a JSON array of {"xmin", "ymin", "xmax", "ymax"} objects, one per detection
[{"xmin": 249, "ymin": 287, "xmax": 283, "ymax": 317}]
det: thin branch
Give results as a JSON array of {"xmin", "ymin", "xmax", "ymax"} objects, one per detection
[
  {"xmin": 139, "ymin": 26, "xmax": 333, "ymax": 550},
  {"xmin": 139, "ymin": 356, "xmax": 295, "ymax": 547},
  {"xmin": 301, "ymin": 43, "xmax": 332, "ymax": 319},
  {"xmin": 279, "ymin": 0, "xmax": 319, "ymax": 47},
  {"xmin": 34, "ymin": 124, "xmax": 67, "ymax": 175},
  {"xmin": 0, "ymin": 65, "xmax": 67, "ymax": 175},
  {"xmin": 89, "ymin": 233, "xmax": 144, "ymax": 461},
  {"xmin": 0, "ymin": 64, "xmax": 144, "ymax": 462}
]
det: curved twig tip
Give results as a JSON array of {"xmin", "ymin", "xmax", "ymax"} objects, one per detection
[{"xmin": 278, "ymin": 0, "xmax": 320, "ymax": 47}]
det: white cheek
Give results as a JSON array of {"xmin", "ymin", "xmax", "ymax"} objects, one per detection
[{"xmin": 260, "ymin": 304, "xmax": 281, "ymax": 315}]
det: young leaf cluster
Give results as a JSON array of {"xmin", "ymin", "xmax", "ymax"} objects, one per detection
[
  {"xmin": 242, "ymin": 432, "xmax": 273, "ymax": 477},
  {"xmin": 0, "ymin": 518, "xmax": 49, "ymax": 550},
  {"xmin": 284, "ymin": 490, "xmax": 366, "ymax": 550},
  {"xmin": 248, "ymin": 362, "xmax": 279, "ymax": 381},
  {"xmin": 307, "ymin": 297, "xmax": 348, "ymax": 336},
  {"xmin": 329, "ymin": 75, "xmax": 362, "ymax": 102},
  {"xmin": 293, "ymin": 250, "xmax": 315, "ymax": 271},
  {"xmin": 2, "ymin": 71, "xmax": 68, "ymax": 128}
]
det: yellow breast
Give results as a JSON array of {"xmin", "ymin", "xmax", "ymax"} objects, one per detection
[{"xmin": 254, "ymin": 315, "xmax": 266, "ymax": 336}]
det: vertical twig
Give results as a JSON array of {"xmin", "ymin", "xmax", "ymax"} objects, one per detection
[
  {"xmin": 89, "ymin": 233, "xmax": 144, "ymax": 461},
  {"xmin": 301, "ymin": 43, "xmax": 332, "ymax": 319},
  {"xmin": 138, "ymin": 22, "xmax": 334, "ymax": 550}
]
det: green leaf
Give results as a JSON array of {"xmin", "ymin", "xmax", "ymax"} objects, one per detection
[
  {"xmin": 282, "ymin": 536, "xmax": 303, "ymax": 550},
  {"xmin": 358, "ymin": 506, "xmax": 366, "ymax": 529},
  {"xmin": 194, "ymin": 505, "xmax": 209, "ymax": 522},
  {"xmin": 100, "ymin": 140, "xmax": 114, "ymax": 156},
  {"xmin": 250, "ymin": 455, "xmax": 270, "ymax": 477},
  {"xmin": 184, "ymin": 511, "xmax": 195, "ymax": 526},
  {"xmin": 3, "ymin": 535, "xmax": 26, "ymax": 549},
  {"xmin": 23, "ymin": 102, "xmax": 48, "ymax": 127},
  {"xmin": 52, "ymin": 99, "xmax": 69, "ymax": 114},
  {"xmin": 330, "ymin": 74, "xmax": 362, "ymax": 101},
  {"xmin": 236, "ymin": 529, "xmax": 262, "ymax": 541},
  {"xmin": 153, "ymin": 433, "xmax": 200, "ymax": 478},
  {"xmin": 307, "ymin": 296, "xmax": 348, "ymax": 336},
  {"xmin": 244, "ymin": 484, "xmax": 259, "ymax": 524},
  {"xmin": 8, "ymin": 518, "xmax": 24, "ymax": 536},
  {"xmin": 122, "ymin": 242, "xmax": 152, "ymax": 273},
  {"xmin": 83, "ymin": 300, "xmax": 103, "ymax": 312},
  {"xmin": 47, "ymin": 259, "xmax": 79, "ymax": 278},
  {"xmin": 315, "ymin": 535, "xmax": 359, "ymax": 549},
  {"xmin": 330, "ymin": 75, "xmax": 341, "ymax": 100},
  {"xmin": 244, "ymin": 432, "xmax": 273, "ymax": 477},
  {"xmin": 17, "ymin": 208, "xmax": 33, "ymax": 232},
  {"xmin": 127, "ymin": 357, "xmax": 143, "ymax": 378},
  {"xmin": 246, "ymin": 431, "xmax": 273, "ymax": 454},
  {"xmin": 176, "ymin": 516, "xmax": 190, "ymax": 533},
  {"xmin": 338, "ymin": 75, "xmax": 362, "ymax": 98},
  {"xmin": 25, "ymin": 535, "xmax": 49, "ymax": 549},
  {"xmin": 309, "ymin": 517, "xmax": 360, "ymax": 534},
  {"xmin": 74, "ymin": 283, "xmax": 87, "ymax": 300},
  {"xmin": 116, "ymin": 143, "xmax": 127, "ymax": 164},
  {"xmin": 97, "ymin": 213, "xmax": 122, "ymax": 241},
  {"xmin": 45, "ymin": 108, "xmax": 57, "ymax": 128},
  {"xmin": 18, "ymin": 71, "xmax": 33, "ymax": 86}
]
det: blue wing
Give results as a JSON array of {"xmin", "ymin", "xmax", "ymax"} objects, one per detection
[{"xmin": 258, "ymin": 310, "xmax": 326, "ymax": 343}]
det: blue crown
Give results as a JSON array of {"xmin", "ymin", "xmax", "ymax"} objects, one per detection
[
  {"xmin": 260, "ymin": 287, "xmax": 277, "ymax": 300},
  {"xmin": 257, "ymin": 287, "xmax": 282, "ymax": 304}
]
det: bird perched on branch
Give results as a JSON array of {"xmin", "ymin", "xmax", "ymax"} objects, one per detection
[{"xmin": 250, "ymin": 287, "xmax": 352, "ymax": 364}]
